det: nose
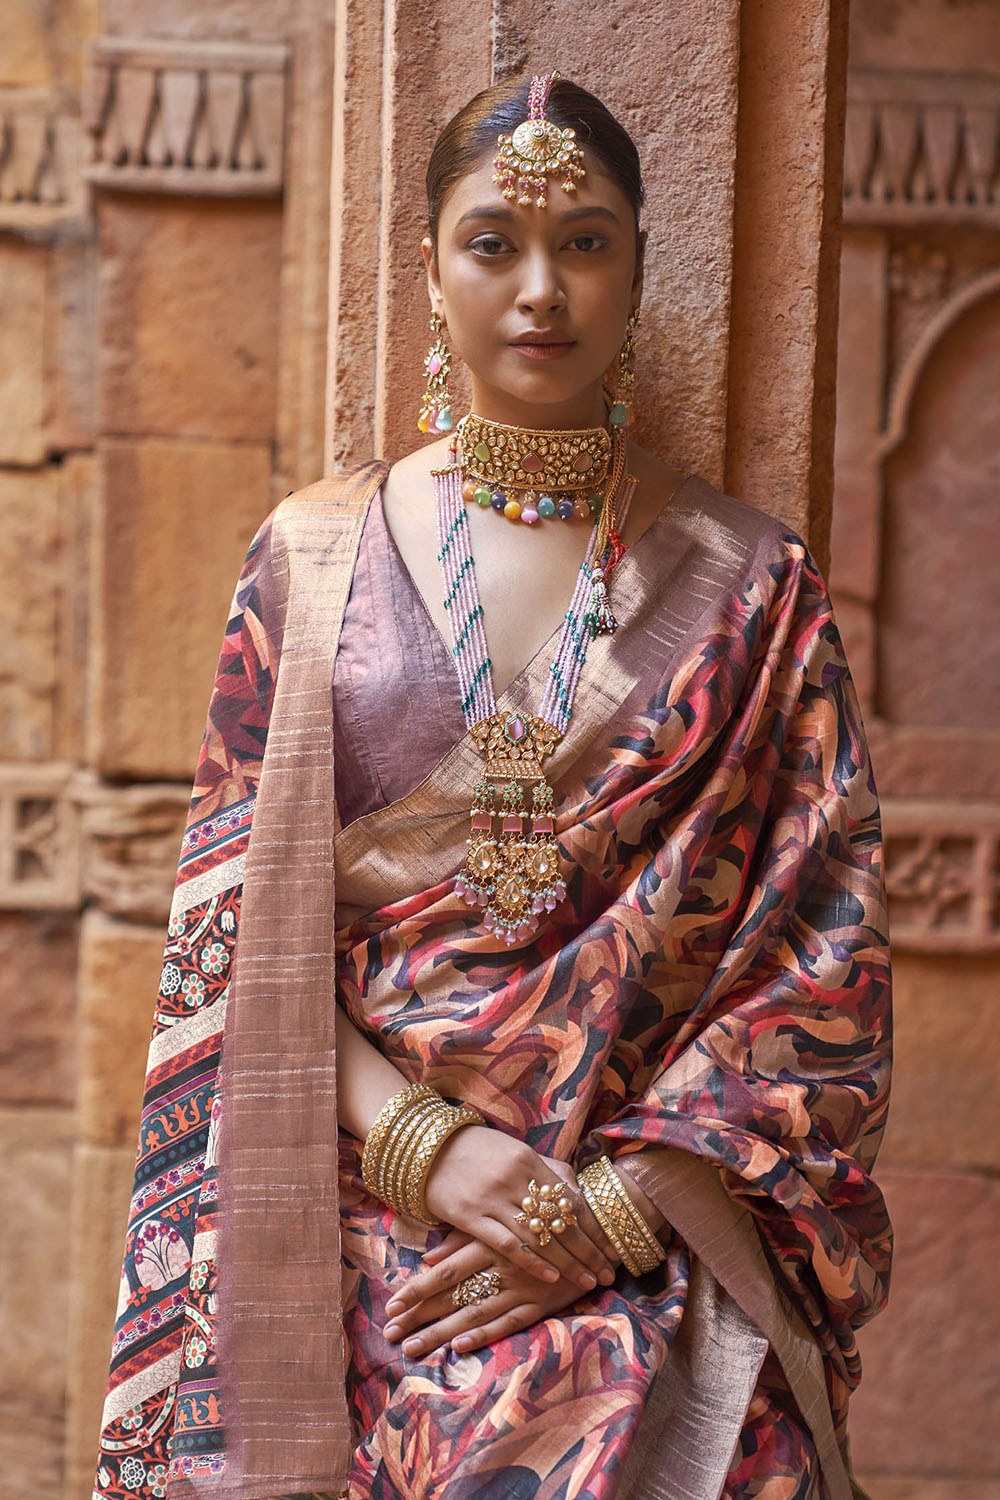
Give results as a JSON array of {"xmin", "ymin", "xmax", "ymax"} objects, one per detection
[{"xmin": 515, "ymin": 248, "xmax": 567, "ymax": 316}]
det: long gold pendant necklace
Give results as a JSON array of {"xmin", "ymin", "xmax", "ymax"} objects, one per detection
[{"xmin": 431, "ymin": 412, "xmax": 635, "ymax": 945}]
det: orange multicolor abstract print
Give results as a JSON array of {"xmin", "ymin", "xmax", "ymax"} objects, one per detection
[
  {"xmin": 333, "ymin": 510, "xmax": 891, "ymax": 1496},
  {"xmin": 94, "ymin": 476, "xmax": 891, "ymax": 1500}
]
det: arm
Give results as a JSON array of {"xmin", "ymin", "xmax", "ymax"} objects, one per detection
[
  {"xmin": 335, "ymin": 1002, "xmax": 615, "ymax": 1290},
  {"xmin": 335, "ymin": 1000, "xmax": 413, "ymax": 1139}
]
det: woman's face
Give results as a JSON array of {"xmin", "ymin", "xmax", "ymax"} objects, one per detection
[{"xmin": 421, "ymin": 149, "xmax": 644, "ymax": 430}]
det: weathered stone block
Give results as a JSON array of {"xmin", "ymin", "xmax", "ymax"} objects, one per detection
[
  {"xmin": 79, "ymin": 781, "xmax": 189, "ymax": 924},
  {"xmin": 0, "ymin": 468, "xmax": 61, "ymax": 759},
  {"xmin": 854, "ymin": 1480, "xmax": 1000, "ymax": 1500},
  {"xmin": 832, "ymin": 597, "xmax": 874, "ymax": 710},
  {"xmin": 0, "ymin": 1, "xmax": 53, "ymax": 87},
  {"xmin": 98, "ymin": 194, "xmax": 281, "ymax": 442},
  {"xmin": 78, "ymin": 912, "xmax": 166, "ymax": 1148},
  {"xmin": 0, "ymin": 764, "xmax": 82, "ymax": 910},
  {"xmin": 0, "ymin": 913, "xmax": 78, "ymax": 1108},
  {"xmin": 94, "ymin": 436, "xmax": 272, "ymax": 780},
  {"xmin": 63, "ymin": 1142, "xmax": 137, "ymax": 1500},
  {"xmin": 876, "ymin": 954, "xmax": 1000, "ymax": 1173},
  {"xmin": 53, "ymin": 453, "xmax": 96, "ymax": 765},
  {"xmin": 0, "ymin": 1108, "xmax": 73, "ymax": 1500},
  {"xmin": 849, "ymin": 1168, "xmax": 1000, "ymax": 1477},
  {"xmin": 0, "ymin": 240, "xmax": 47, "ymax": 465},
  {"xmin": 46, "ymin": 239, "xmax": 98, "ymax": 453}
]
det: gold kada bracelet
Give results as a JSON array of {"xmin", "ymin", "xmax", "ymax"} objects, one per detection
[
  {"xmin": 577, "ymin": 1155, "xmax": 666, "ymax": 1277},
  {"xmin": 360, "ymin": 1082, "xmax": 485, "ymax": 1227}
]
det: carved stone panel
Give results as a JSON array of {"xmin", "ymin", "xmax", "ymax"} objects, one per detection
[
  {"xmin": 83, "ymin": 37, "xmax": 289, "ymax": 196},
  {"xmin": 0, "ymin": 765, "xmax": 81, "ymax": 911},
  {"xmin": 0, "ymin": 85, "xmax": 85, "ymax": 229},
  {"xmin": 845, "ymin": 68, "xmax": 1000, "ymax": 226},
  {"xmin": 77, "ymin": 780, "xmax": 190, "ymax": 924},
  {"xmin": 883, "ymin": 801, "xmax": 1000, "ymax": 952}
]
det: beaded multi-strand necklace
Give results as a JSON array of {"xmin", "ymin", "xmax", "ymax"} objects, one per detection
[{"xmin": 431, "ymin": 412, "xmax": 634, "ymax": 945}]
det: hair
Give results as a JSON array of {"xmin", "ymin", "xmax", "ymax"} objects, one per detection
[{"xmin": 425, "ymin": 75, "xmax": 646, "ymax": 257}]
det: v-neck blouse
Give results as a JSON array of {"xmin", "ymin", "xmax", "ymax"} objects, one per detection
[
  {"xmin": 333, "ymin": 475, "xmax": 695, "ymax": 831},
  {"xmin": 333, "ymin": 487, "xmax": 468, "ymax": 830}
]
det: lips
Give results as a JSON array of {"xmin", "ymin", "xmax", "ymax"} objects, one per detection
[
  {"xmin": 509, "ymin": 331, "xmax": 575, "ymax": 347},
  {"xmin": 509, "ymin": 331, "xmax": 577, "ymax": 362}
]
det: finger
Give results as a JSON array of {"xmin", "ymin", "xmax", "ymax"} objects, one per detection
[
  {"xmin": 506, "ymin": 1196, "xmax": 608, "ymax": 1289},
  {"xmin": 385, "ymin": 1241, "xmax": 494, "ymax": 1323},
  {"xmin": 385, "ymin": 1286, "xmax": 465, "ymax": 1341},
  {"xmin": 573, "ymin": 1196, "xmax": 622, "ymax": 1270},
  {"xmin": 449, "ymin": 1301, "xmax": 546, "ymax": 1355},
  {"xmin": 473, "ymin": 1216, "xmax": 584, "ymax": 1288},
  {"xmin": 538, "ymin": 1162, "xmax": 618, "ymax": 1282},
  {"xmin": 554, "ymin": 1214, "xmax": 619, "ymax": 1284},
  {"xmin": 399, "ymin": 1291, "xmax": 528, "ymax": 1360},
  {"xmin": 420, "ymin": 1228, "xmax": 471, "ymax": 1267}
]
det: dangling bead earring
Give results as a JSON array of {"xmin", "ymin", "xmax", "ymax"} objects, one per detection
[
  {"xmin": 418, "ymin": 309, "xmax": 454, "ymax": 434},
  {"xmin": 608, "ymin": 306, "xmax": 640, "ymax": 428}
]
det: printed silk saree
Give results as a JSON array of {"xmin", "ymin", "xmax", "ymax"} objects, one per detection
[{"xmin": 93, "ymin": 461, "xmax": 892, "ymax": 1500}]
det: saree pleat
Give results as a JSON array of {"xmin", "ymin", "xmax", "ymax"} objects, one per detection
[{"xmin": 92, "ymin": 466, "xmax": 889, "ymax": 1500}]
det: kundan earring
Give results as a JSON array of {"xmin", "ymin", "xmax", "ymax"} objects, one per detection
[
  {"xmin": 608, "ymin": 306, "xmax": 640, "ymax": 428},
  {"xmin": 418, "ymin": 309, "xmax": 454, "ymax": 434}
]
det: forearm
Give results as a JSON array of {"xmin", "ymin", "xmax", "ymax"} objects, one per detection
[
  {"xmin": 613, "ymin": 1159, "xmax": 667, "ymax": 1237},
  {"xmin": 335, "ymin": 1002, "xmax": 412, "ymax": 1140}
]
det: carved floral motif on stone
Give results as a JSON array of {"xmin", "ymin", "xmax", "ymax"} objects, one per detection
[
  {"xmin": 882, "ymin": 802, "xmax": 999, "ymax": 952},
  {"xmin": 887, "ymin": 243, "xmax": 951, "ymax": 304},
  {"xmin": 845, "ymin": 69, "xmax": 1000, "ymax": 225},
  {"xmin": 83, "ymin": 37, "xmax": 289, "ymax": 197}
]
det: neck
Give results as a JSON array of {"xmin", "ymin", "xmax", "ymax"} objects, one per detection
[{"xmin": 467, "ymin": 378, "xmax": 609, "ymax": 431}]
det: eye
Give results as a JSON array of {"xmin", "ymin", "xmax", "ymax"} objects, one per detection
[
  {"xmin": 568, "ymin": 234, "xmax": 607, "ymax": 252},
  {"xmin": 469, "ymin": 235, "xmax": 509, "ymax": 256}
]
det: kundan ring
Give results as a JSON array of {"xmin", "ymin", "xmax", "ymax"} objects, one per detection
[
  {"xmin": 452, "ymin": 1270, "xmax": 502, "ymax": 1308},
  {"xmin": 514, "ymin": 1179, "xmax": 578, "ymax": 1246}
]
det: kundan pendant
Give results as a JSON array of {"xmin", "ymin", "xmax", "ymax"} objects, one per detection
[{"xmin": 454, "ymin": 710, "xmax": 567, "ymax": 944}]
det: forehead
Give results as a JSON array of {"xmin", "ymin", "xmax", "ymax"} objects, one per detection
[{"xmin": 440, "ymin": 149, "xmax": 632, "ymax": 228}]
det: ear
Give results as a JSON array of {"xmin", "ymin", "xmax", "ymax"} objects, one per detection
[
  {"xmin": 421, "ymin": 235, "xmax": 444, "ymax": 318},
  {"xmin": 631, "ymin": 227, "xmax": 646, "ymax": 304}
]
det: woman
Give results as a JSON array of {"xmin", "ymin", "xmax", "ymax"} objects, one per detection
[{"xmin": 94, "ymin": 73, "xmax": 892, "ymax": 1500}]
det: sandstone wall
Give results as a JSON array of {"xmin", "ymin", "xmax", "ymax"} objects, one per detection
[
  {"xmin": 0, "ymin": 0, "xmax": 995, "ymax": 1496},
  {"xmin": 830, "ymin": 4, "xmax": 1000, "ymax": 1492}
]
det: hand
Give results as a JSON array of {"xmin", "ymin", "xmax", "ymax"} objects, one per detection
[
  {"xmin": 423, "ymin": 1130, "xmax": 617, "ymax": 1292},
  {"xmin": 384, "ymin": 1233, "xmax": 595, "ymax": 1359}
]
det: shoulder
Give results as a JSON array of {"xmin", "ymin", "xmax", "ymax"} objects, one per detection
[
  {"xmin": 267, "ymin": 459, "xmax": 392, "ymax": 552},
  {"xmin": 666, "ymin": 471, "xmax": 814, "ymax": 575},
  {"xmin": 275, "ymin": 458, "xmax": 391, "ymax": 518}
]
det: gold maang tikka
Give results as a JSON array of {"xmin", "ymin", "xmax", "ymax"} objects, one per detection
[{"xmin": 493, "ymin": 71, "xmax": 586, "ymax": 209}]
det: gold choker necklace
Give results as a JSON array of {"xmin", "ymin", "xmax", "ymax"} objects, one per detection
[{"xmin": 455, "ymin": 411, "xmax": 614, "ymax": 526}]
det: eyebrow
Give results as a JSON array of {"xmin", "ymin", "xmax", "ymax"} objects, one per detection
[{"xmin": 453, "ymin": 204, "xmax": 622, "ymax": 231}]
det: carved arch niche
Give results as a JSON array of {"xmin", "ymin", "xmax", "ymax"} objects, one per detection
[{"xmin": 833, "ymin": 245, "xmax": 1000, "ymax": 952}]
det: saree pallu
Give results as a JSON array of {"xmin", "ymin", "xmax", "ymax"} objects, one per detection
[{"xmin": 93, "ymin": 463, "xmax": 891, "ymax": 1500}]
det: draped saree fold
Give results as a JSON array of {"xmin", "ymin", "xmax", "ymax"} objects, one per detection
[{"xmin": 93, "ymin": 463, "xmax": 891, "ymax": 1500}]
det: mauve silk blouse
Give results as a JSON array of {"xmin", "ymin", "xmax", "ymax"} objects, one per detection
[{"xmin": 334, "ymin": 487, "xmax": 468, "ymax": 830}]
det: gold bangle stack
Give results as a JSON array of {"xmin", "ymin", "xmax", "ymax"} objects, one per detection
[
  {"xmin": 360, "ymin": 1083, "xmax": 485, "ymax": 1227},
  {"xmin": 577, "ymin": 1155, "xmax": 666, "ymax": 1277}
]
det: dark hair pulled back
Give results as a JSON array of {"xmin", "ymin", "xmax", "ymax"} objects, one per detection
[{"xmin": 426, "ymin": 76, "xmax": 645, "ymax": 255}]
